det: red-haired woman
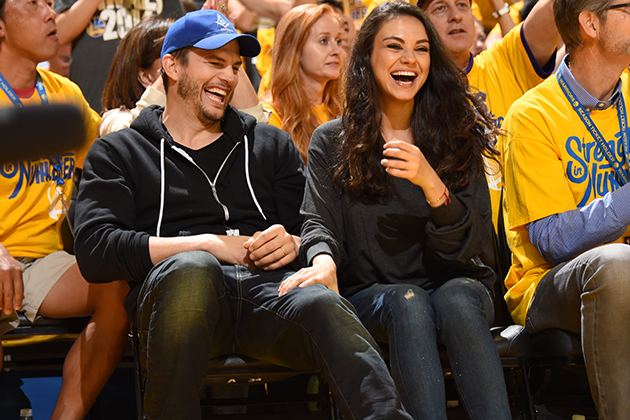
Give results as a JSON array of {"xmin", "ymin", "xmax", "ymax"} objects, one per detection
[{"xmin": 264, "ymin": 4, "xmax": 343, "ymax": 163}]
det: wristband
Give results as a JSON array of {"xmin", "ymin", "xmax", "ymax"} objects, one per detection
[{"xmin": 426, "ymin": 186, "xmax": 451, "ymax": 207}]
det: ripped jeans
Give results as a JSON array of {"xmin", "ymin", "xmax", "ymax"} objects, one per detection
[
  {"xmin": 348, "ymin": 278, "xmax": 511, "ymax": 420},
  {"xmin": 136, "ymin": 251, "xmax": 412, "ymax": 420}
]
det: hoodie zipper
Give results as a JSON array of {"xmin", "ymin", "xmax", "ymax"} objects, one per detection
[{"xmin": 170, "ymin": 141, "xmax": 241, "ymax": 232}]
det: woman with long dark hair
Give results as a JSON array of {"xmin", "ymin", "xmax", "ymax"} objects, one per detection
[{"xmin": 279, "ymin": 2, "xmax": 511, "ymax": 419}]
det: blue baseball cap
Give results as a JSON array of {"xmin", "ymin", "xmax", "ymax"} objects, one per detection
[{"xmin": 161, "ymin": 10, "xmax": 261, "ymax": 59}]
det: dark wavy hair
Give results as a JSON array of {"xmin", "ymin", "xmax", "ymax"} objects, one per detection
[
  {"xmin": 101, "ymin": 15, "xmax": 174, "ymax": 112},
  {"xmin": 333, "ymin": 1, "xmax": 499, "ymax": 201}
]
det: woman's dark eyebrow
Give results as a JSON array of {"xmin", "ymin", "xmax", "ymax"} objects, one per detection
[{"xmin": 382, "ymin": 36, "xmax": 430, "ymax": 45}]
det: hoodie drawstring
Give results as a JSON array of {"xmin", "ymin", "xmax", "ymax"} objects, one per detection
[
  {"xmin": 244, "ymin": 135, "xmax": 267, "ymax": 221},
  {"xmin": 156, "ymin": 137, "xmax": 166, "ymax": 237}
]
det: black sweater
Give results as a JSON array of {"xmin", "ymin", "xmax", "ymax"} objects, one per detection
[
  {"xmin": 74, "ymin": 105, "xmax": 305, "ymax": 286},
  {"xmin": 298, "ymin": 120, "xmax": 495, "ymax": 297}
]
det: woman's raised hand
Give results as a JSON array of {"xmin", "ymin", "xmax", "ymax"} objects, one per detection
[{"xmin": 381, "ymin": 140, "xmax": 447, "ymax": 206}]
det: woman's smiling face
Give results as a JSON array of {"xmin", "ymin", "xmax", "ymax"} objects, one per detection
[{"xmin": 370, "ymin": 15, "xmax": 431, "ymax": 108}]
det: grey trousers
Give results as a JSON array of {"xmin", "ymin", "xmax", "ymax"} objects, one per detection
[{"xmin": 526, "ymin": 243, "xmax": 630, "ymax": 420}]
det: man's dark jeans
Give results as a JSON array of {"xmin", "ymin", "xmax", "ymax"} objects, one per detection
[{"xmin": 137, "ymin": 250, "xmax": 412, "ymax": 420}]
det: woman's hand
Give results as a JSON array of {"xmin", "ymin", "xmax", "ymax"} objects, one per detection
[
  {"xmin": 381, "ymin": 140, "xmax": 448, "ymax": 206},
  {"xmin": 278, "ymin": 254, "xmax": 338, "ymax": 297},
  {"xmin": 244, "ymin": 224, "xmax": 300, "ymax": 271}
]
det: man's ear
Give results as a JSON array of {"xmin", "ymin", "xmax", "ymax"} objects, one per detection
[
  {"xmin": 0, "ymin": 18, "xmax": 6, "ymax": 41},
  {"xmin": 578, "ymin": 10, "xmax": 600, "ymax": 41},
  {"xmin": 161, "ymin": 54, "xmax": 179, "ymax": 82}
]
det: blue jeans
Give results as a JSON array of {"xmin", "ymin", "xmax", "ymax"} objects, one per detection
[
  {"xmin": 348, "ymin": 278, "xmax": 511, "ymax": 420},
  {"xmin": 136, "ymin": 251, "xmax": 412, "ymax": 420},
  {"xmin": 526, "ymin": 243, "xmax": 630, "ymax": 420}
]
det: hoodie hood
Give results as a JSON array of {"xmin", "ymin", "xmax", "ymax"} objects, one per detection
[{"xmin": 130, "ymin": 104, "xmax": 257, "ymax": 147}]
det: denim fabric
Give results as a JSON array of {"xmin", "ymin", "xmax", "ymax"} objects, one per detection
[
  {"xmin": 349, "ymin": 278, "xmax": 511, "ymax": 420},
  {"xmin": 137, "ymin": 251, "xmax": 412, "ymax": 420},
  {"xmin": 526, "ymin": 243, "xmax": 630, "ymax": 420}
]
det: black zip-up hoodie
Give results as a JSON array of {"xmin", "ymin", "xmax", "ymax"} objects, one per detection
[{"xmin": 74, "ymin": 105, "xmax": 305, "ymax": 288}]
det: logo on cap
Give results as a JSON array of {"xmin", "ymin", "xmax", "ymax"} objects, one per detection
[{"xmin": 217, "ymin": 14, "xmax": 234, "ymax": 33}]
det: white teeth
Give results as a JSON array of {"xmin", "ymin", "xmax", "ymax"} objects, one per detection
[
  {"xmin": 206, "ymin": 87, "xmax": 227, "ymax": 103},
  {"xmin": 391, "ymin": 71, "xmax": 417, "ymax": 77}
]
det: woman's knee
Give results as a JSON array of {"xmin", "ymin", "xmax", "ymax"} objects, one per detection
[
  {"xmin": 376, "ymin": 285, "xmax": 433, "ymax": 326},
  {"xmin": 432, "ymin": 278, "xmax": 494, "ymax": 326}
]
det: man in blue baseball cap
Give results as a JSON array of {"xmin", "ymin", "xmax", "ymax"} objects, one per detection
[{"xmin": 74, "ymin": 9, "xmax": 413, "ymax": 420}]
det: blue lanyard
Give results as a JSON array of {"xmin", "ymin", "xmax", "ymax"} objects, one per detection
[
  {"xmin": 557, "ymin": 72, "xmax": 629, "ymax": 186},
  {"xmin": 0, "ymin": 70, "xmax": 49, "ymax": 108}
]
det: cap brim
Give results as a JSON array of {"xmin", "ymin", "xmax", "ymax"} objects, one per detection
[{"xmin": 192, "ymin": 33, "xmax": 261, "ymax": 58}]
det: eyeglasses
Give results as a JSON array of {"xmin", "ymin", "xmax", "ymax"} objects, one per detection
[{"xmin": 608, "ymin": 2, "xmax": 630, "ymax": 10}]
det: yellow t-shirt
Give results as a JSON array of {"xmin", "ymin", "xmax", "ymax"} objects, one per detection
[
  {"xmin": 0, "ymin": 68, "xmax": 100, "ymax": 258},
  {"xmin": 468, "ymin": 22, "xmax": 549, "ymax": 229},
  {"xmin": 502, "ymin": 72, "xmax": 630, "ymax": 326}
]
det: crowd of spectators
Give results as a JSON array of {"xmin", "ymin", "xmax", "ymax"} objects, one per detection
[{"xmin": 1, "ymin": 0, "xmax": 629, "ymax": 418}]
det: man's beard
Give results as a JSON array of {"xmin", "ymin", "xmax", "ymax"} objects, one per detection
[{"xmin": 177, "ymin": 68, "xmax": 234, "ymax": 125}]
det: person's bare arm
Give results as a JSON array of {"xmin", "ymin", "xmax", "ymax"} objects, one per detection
[
  {"xmin": 489, "ymin": 0, "xmax": 516, "ymax": 37},
  {"xmin": 149, "ymin": 225, "xmax": 298, "ymax": 269},
  {"xmin": 55, "ymin": 0, "xmax": 102, "ymax": 45},
  {"xmin": 521, "ymin": 0, "xmax": 561, "ymax": 66},
  {"xmin": 232, "ymin": 0, "xmax": 291, "ymax": 22},
  {"xmin": 149, "ymin": 234, "xmax": 251, "ymax": 267},
  {"xmin": 230, "ymin": 66, "xmax": 261, "ymax": 110}
]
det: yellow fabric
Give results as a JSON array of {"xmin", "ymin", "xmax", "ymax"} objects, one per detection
[
  {"xmin": 472, "ymin": 0, "xmax": 520, "ymax": 32},
  {"xmin": 2, "ymin": 333, "xmax": 79, "ymax": 347},
  {"xmin": 256, "ymin": 26, "xmax": 275, "ymax": 82},
  {"xmin": 258, "ymin": 66, "xmax": 272, "ymax": 97},
  {"xmin": 467, "ymin": 22, "xmax": 546, "ymax": 230},
  {"xmin": 502, "ymin": 72, "xmax": 630, "ymax": 326},
  {"xmin": 0, "ymin": 69, "xmax": 100, "ymax": 259},
  {"xmin": 264, "ymin": 101, "xmax": 329, "ymax": 132}
]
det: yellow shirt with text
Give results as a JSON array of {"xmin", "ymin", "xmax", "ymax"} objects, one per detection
[
  {"xmin": 468, "ymin": 23, "xmax": 549, "ymax": 229},
  {"xmin": 0, "ymin": 69, "xmax": 100, "ymax": 258},
  {"xmin": 502, "ymin": 72, "xmax": 630, "ymax": 325}
]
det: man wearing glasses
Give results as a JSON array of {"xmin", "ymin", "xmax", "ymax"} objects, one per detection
[
  {"xmin": 502, "ymin": 0, "xmax": 630, "ymax": 417},
  {"xmin": 0, "ymin": 0, "xmax": 130, "ymax": 418}
]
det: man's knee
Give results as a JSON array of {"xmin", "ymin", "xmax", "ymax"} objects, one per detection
[
  {"xmin": 146, "ymin": 251, "xmax": 224, "ymax": 297},
  {"xmin": 582, "ymin": 244, "xmax": 630, "ymax": 300},
  {"xmin": 139, "ymin": 251, "xmax": 226, "ymax": 325},
  {"xmin": 292, "ymin": 285, "xmax": 354, "ymax": 317}
]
